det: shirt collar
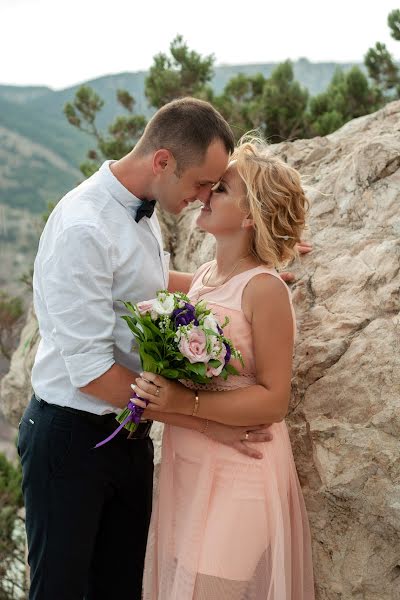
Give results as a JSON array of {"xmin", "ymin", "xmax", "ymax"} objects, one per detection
[{"xmin": 98, "ymin": 160, "xmax": 142, "ymax": 215}]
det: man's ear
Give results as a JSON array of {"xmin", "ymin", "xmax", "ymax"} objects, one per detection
[{"xmin": 153, "ymin": 149, "xmax": 172, "ymax": 175}]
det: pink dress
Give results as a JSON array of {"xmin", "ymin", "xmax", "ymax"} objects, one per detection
[{"xmin": 143, "ymin": 264, "xmax": 315, "ymax": 599}]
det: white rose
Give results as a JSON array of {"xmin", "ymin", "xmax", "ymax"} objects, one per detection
[
  {"xmin": 210, "ymin": 338, "xmax": 227, "ymax": 361},
  {"xmin": 203, "ymin": 315, "xmax": 220, "ymax": 334},
  {"xmin": 152, "ymin": 293, "xmax": 175, "ymax": 316}
]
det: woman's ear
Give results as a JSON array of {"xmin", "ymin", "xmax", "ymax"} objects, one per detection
[{"xmin": 241, "ymin": 217, "xmax": 254, "ymax": 229}]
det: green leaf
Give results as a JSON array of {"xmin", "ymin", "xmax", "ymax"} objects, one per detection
[
  {"xmin": 142, "ymin": 341, "xmax": 163, "ymax": 359},
  {"xmin": 208, "ymin": 359, "xmax": 222, "ymax": 368},
  {"xmin": 220, "ymin": 316, "xmax": 230, "ymax": 328},
  {"xmin": 142, "ymin": 316, "xmax": 164, "ymax": 338},
  {"xmin": 139, "ymin": 349, "xmax": 158, "ymax": 372},
  {"xmin": 121, "ymin": 316, "xmax": 145, "ymax": 341},
  {"xmin": 161, "ymin": 368, "xmax": 180, "ymax": 378},
  {"xmin": 186, "ymin": 362, "xmax": 206, "ymax": 377},
  {"xmin": 203, "ymin": 328, "xmax": 219, "ymax": 337},
  {"xmin": 225, "ymin": 363, "xmax": 239, "ymax": 375}
]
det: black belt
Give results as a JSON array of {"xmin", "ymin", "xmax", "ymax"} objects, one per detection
[{"xmin": 34, "ymin": 394, "xmax": 153, "ymax": 440}]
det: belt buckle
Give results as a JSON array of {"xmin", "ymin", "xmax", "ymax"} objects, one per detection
[{"xmin": 126, "ymin": 420, "xmax": 152, "ymax": 440}]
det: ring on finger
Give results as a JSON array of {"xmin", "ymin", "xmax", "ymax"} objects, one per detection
[
  {"xmin": 245, "ymin": 431, "xmax": 249, "ymax": 441},
  {"xmin": 154, "ymin": 386, "xmax": 160, "ymax": 397}
]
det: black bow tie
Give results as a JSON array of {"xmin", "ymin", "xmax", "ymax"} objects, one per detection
[{"xmin": 135, "ymin": 200, "xmax": 156, "ymax": 222}]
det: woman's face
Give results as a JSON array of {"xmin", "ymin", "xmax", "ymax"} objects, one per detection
[{"xmin": 196, "ymin": 162, "xmax": 249, "ymax": 235}]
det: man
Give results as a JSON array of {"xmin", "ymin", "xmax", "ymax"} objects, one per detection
[{"xmin": 18, "ymin": 97, "xmax": 276, "ymax": 600}]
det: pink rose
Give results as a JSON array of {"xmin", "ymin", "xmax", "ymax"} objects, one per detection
[
  {"xmin": 136, "ymin": 300, "xmax": 155, "ymax": 315},
  {"xmin": 179, "ymin": 327, "xmax": 211, "ymax": 364}
]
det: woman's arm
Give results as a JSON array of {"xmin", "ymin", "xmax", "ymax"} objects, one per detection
[{"xmin": 134, "ymin": 274, "xmax": 294, "ymax": 425}]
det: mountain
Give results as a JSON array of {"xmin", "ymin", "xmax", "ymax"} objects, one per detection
[
  {"xmin": 0, "ymin": 59, "xmax": 362, "ymax": 211},
  {"xmin": 0, "ymin": 59, "xmax": 361, "ymax": 291}
]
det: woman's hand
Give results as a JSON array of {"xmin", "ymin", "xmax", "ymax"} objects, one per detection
[
  {"xmin": 132, "ymin": 372, "xmax": 193, "ymax": 414},
  {"xmin": 133, "ymin": 373, "xmax": 274, "ymax": 459}
]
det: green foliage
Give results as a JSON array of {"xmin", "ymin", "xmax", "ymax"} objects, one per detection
[
  {"xmin": 64, "ymin": 35, "xmax": 215, "ymax": 177},
  {"xmin": 388, "ymin": 8, "xmax": 400, "ymax": 40},
  {"xmin": 365, "ymin": 42, "xmax": 399, "ymax": 95},
  {"xmin": 41, "ymin": 201, "xmax": 56, "ymax": 225},
  {"xmin": 0, "ymin": 452, "xmax": 27, "ymax": 599},
  {"xmin": 309, "ymin": 67, "xmax": 381, "ymax": 136},
  {"xmin": 0, "ymin": 453, "xmax": 23, "ymax": 513},
  {"xmin": 145, "ymin": 35, "xmax": 215, "ymax": 108},
  {"xmin": 64, "ymin": 86, "xmax": 147, "ymax": 176},
  {"xmin": 19, "ymin": 269, "xmax": 34, "ymax": 292},
  {"xmin": 63, "ymin": 28, "xmax": 399, "ymax": 185},
  {"xmin": 212, "ymin": 73, "xmax": 266, "ymax": 140},
  {"xmin": 364, "ymin": 10, "xmax": 400, "ymax": 100},
  {"xmin": 64, "ymin": 86, "xmax": 104, "ymax": 131},
  {"xmin": 0, "ymin": 293, "xmax": 23, "ymax": 360},
  {"xmin": 258, "ymin": 61, "xmax": 309, "ymax": 140},
  {"xmin": 213, "ymin": 62, "xmax": 310, "ymax": 142}
]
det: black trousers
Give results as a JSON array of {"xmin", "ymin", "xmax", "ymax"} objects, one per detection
[{"xmin": 18, "ymin": 396, "xmax": 154, "ymax": 600}]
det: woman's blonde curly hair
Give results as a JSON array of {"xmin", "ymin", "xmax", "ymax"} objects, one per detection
[{"xmin": 232, "ymin": 134, "xmax": 309, "ymax": 268}]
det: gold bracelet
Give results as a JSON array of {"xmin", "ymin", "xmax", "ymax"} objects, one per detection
[
  {"xmin": 191, "ymin": 390, "xmax": 199, "ymax": 416},
  {"xmin": 200, "ymin": 419, "xmax": 209, "ymax": 435}
]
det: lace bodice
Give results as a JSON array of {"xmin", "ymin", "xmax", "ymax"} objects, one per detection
[{"xmin": 181, "ymin": 374, "xmax": 257, "ymax": 393}]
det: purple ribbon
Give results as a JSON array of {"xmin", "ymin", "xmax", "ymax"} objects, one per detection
[{"xmin": 94, "ymin": 393, "xmax": 147, "ymax": 448}]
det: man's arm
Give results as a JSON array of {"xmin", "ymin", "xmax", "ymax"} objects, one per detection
[
  {"xmin": 279, "ymin": 240, "xmax": 313, "ymax": 282},
  {"xmin": 79, "ymin": 364, "xmax": 139, "ymax": 409},
  {"xmin": 143, "ymin": 410, "xmax": 272, "ymax": 459},
  {"xmin": 43, "ymin": 224, "xmax": 130, "ymax": 409}
]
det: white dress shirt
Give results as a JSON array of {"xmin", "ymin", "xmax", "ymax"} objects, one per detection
[{"xmin": 31, "ymin": 161, "xmax": 169, "ymax": 414}]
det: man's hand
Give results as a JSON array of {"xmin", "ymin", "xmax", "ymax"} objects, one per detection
[
  {"xmin": 296, "ymin": 240, "xmax": 313, "ymax": 255},
  {"xmin": 279, "ymin": 240, "xmax": 312, "ymax": 283},
  {"xmin": 204, "ymin": 421, "xmax": 273, "ymax": 459}
]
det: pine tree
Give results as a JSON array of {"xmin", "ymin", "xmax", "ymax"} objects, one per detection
[{"xmin": 145, "ymin": 35, "xmax": 214, "ymax": 108}]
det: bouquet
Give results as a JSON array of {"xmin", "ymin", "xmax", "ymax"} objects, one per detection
[{"xmin": 95, "ymin": 290, "xmax": 243, "ymax": 447}]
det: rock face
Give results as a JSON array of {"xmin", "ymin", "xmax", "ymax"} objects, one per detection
[
  {"xmin": 0, "ymin": 305, "xmax": 39, "ymax": 426},
  {"xmin": 1, "ymin": 101, "xmax": 400, "ymax": 599}
]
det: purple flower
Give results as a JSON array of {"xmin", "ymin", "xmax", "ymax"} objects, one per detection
[
  {"xmin": 224, "ymin": 341, "xmax": 231, "ymax": 365},
  {"xmin": 172, "ymin": 303, "xmax": 199, "ymax": 327}
]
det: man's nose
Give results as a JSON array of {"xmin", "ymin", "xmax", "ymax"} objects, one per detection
[{"xmin": 197, "ymin": 187, "xmax": 212, "ymax": 203}]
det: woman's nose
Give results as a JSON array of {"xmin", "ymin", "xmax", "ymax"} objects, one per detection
[{"xmin": 197, "ymin": 187, "xmax": 212, "ymax": 203}]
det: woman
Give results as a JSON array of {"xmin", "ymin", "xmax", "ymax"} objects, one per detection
[{"xmin": 134, "ymin": 136, "xmax": 315, "ymax": 599}]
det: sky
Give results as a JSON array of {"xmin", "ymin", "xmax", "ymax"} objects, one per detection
[{"xmin": 1, "ymin": 0, "xmax": 399, "ymax": 90}]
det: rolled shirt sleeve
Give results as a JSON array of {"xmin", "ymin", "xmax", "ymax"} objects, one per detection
[{"xmin": 41, "ymin": 224, "xmax": 116, "ymax": 388}]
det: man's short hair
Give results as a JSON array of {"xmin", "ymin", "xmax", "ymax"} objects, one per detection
[{"xmin": 137, "ymin": 97, "xmax": 235, "ymax": 174}]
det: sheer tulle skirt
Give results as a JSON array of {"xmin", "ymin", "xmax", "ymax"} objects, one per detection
[{"xmin": 143, "ymin": 419, "xmax": 315, "ymax": 599}]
